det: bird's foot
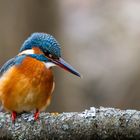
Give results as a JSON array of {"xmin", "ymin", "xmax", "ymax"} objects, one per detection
[
  {"xmin": 34, "ymin": 109, "xmax": 39, "ymax": 120},
  {"xmin": 11, "ymin": 111, "xmax": 17, "ymax": 122}
]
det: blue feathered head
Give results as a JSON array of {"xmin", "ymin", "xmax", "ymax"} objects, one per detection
[
  {"xmin": 20, "ymin": 33, "xmax": 61, "ymax": 58},
  {"xmin": 19, "ymin": 32, "xmax": 81, "ymax": 77}
]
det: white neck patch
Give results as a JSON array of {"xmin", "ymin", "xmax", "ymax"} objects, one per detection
[
  {"xmin": 18, "ymin": 49, "xmax": 35, "ymax": 56},
  {"xmin": 44, "ymin": 62, "xmax": 56, "ymax": 68}
]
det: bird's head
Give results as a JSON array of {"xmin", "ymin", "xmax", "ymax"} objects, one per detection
[{"xmin": 19, "ymin": 33, "xmax": 81, "ymax": 77}]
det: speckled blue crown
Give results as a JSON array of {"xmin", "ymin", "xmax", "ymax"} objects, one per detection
[{"xmin": 20, "ymin": 33, "xmax": 61, "ymax": 58}]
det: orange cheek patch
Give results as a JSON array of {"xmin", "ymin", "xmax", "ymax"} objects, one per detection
[{"xmin": 32, "ymin": 47, "xmax": 44, "ymax": 54}]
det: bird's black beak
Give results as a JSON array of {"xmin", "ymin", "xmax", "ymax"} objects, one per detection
[{"xmin": 51, "ymin": 58, "xmax": 81, "ymax": 77}]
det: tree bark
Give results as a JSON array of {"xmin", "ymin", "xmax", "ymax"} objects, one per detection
[{"xmin": 0, "ymin": 107, "xmax": 140, "ymax": 140}]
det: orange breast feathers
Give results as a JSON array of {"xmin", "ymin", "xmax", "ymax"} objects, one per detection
[{"xmin": 0, "ymin": 56, "xmax": 54, "ymax": 113}]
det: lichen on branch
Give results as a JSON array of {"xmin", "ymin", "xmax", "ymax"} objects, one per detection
[{"xmin": 0, "ymin": 107, "xmax": 140, "ymax": 140}]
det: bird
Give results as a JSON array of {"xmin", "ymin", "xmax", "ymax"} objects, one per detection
[{"xmin": 0, "ymin": 33, "xmax": 81, "ymax": 122}]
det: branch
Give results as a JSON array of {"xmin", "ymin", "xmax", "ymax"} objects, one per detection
[{"xmin": 0, "ymin": 107, "xmax": 140, "ymax": 140}]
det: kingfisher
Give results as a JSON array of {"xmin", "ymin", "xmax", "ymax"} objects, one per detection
[{"xmin": 0, "ymin": 33, "xmax": 81, "ymax": 122}]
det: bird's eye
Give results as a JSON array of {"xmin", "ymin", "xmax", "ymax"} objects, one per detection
[
  {"xmin": 44, "ymin": 51, "xmax": 57, "ymax": 59},
  {"xmin": 44, "ymin": 51, "xmax": 51, "ymax": 57},
  {"xmin": 44, "ymin": 51, "xmax": 58, "ymax": 59},
  {"xmin": 48, "ymin": 54, "xmax": 53, "ymax": 58}
]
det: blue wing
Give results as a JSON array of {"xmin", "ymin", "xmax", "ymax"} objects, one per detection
[
  {"xmin": 0, "ymin": 57, "xmax": 16, "ymax": 77},
  {"xmin": 0, "ymin": 55, "xmax": 27, "ymax": 77}
]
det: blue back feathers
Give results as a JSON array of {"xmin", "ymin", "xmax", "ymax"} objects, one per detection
[
  {"xmin": 0, "ymin": 57, "xmax": 15, "ymax": 76},
  {"xmin": 0, "ymin": 55, "xmax": 26, "ymax": 77},
  {"xmin": 0, "ymin": 54, "xmax": 49, "ymax": 77},
  {"xmin": 20, "ymin": 33, "xmax": 61, "ymax": 58}
]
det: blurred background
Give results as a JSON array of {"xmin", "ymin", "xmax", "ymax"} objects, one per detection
[{"xmin": 0, "ymin": 0, "xmax": 140, "ymax": 112}]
